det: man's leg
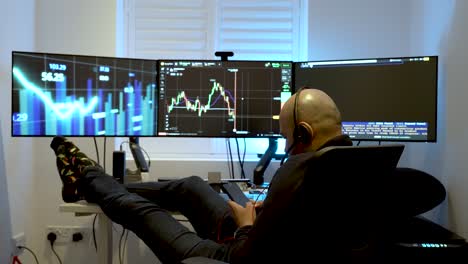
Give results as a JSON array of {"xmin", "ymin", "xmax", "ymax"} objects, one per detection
[
  {"xmin": 83, "ymin": 168, "xmax": 230, "ymax": 263},
  {"xmin": 50, "ymin": 137, "xmax": 231, "ymax": 263},
  {"xmin": 124, "ymin": 177, "xmax": 238, "ymax": 241}
]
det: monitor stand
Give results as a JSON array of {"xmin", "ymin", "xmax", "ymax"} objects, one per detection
[
  {"xmin": 253, "ymin": 138, "xmax": 279, "ymax": 186},
  {"xmin": 125, "ymin": 137, "xmax": 154, "ymax": 182}
]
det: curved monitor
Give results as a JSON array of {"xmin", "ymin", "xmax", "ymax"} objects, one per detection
[
  {"xmin": 294, "ymin": 56, "xmax": 438, "ymax": 142},
  {"xmin": 12, "ymin": 51, "xmax": 158, "ymax": 137},
  {"xmin": 157, "ymin": 60, "xmax": 292, "ymax": 137}
]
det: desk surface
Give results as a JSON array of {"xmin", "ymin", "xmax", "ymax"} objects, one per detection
[
  {"xmin": 60, "ymin": 201, "xmax": 187, "ymax": 221},
  {"xmin": 59, "ymin": 201, "xmax": 102, "ymax": 214}
]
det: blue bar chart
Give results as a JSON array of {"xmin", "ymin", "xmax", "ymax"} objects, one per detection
[{"xmin": 12, "ymin": 52, "xmax": 158, "ymax": 136}]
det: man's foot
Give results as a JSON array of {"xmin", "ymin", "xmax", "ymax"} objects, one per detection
[{"xmin": 50, "ymin": 136, "xmax": 100, "ymax": 202}]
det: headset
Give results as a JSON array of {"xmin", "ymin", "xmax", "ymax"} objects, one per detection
[
  {"xmin": 292, "ymin": 87, "xmax": 312, "ymax": 146},
  {"xmin": 281, "ymin": 87, "xmax": 312, "ymax": 165}
]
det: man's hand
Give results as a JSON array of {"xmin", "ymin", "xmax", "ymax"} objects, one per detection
[
  {"xmin": 252, "ymin": 199, "xmax": 264, "ymax": 214},
  {"xmin": 252, "ymin": 199, "xmax": 263, "ymax": 209},
  {"xmin": 227, "ymin": 200, "xmax": 256, "ymax": 228}
]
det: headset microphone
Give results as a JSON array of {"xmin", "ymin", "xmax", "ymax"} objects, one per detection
[{"xmin": 280, "ymin": 141, "xmax": 296, "ymax": 165}]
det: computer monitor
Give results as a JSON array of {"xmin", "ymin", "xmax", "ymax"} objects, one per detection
[
  {"xmin": 12, "ymin": 51, "xmax": 158, "ymax": 137},
  {"xmin": 294, "ymin": 56, "xmax": 438, "ymax": 142},
  {"xmin": 157, "ymin": 60, "xmax": 292, "ymax": 137}
]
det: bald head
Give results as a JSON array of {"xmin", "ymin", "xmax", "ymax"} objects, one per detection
[{"xmin": 280, "ymin": 88, "xmax": 343, "ymax": 154}]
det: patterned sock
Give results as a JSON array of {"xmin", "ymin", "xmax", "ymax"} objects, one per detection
[{"xmin": 50, "ymin": 136, "xmax": 100, "ymax": 202}]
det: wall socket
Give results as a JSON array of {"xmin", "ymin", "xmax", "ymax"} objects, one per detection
[
  {"xmin": 47, "ymin": 225, "xmax": 91, "ymax": 244},
  {"xmin": 12, "ymin": 233, "xmax": 26, "ymax": 255}
]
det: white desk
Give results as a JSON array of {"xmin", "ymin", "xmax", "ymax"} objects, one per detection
[
  {"xmin": 59, "ymin": 202, "xmax": 112, "ymax": 264},
  {"xmin": 59, "ymin": 202, "xmax": 189, "ymax": 264}
]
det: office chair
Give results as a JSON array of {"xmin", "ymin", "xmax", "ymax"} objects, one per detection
[{"xmin": 182, "ymin": 144, "xmax": 462, "ymax": 264}]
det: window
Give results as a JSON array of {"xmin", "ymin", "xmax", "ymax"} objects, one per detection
[{"xmin": 119, "ymin": 0, "xmax": 307, "ymax": 159}]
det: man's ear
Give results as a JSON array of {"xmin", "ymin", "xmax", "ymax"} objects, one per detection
[{"xmin": 296, "ymin": 121, "xmax": 314, "ymax": 145}]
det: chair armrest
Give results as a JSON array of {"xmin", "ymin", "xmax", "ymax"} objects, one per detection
[{"xmin": 180, "ymin": 256, "xmax": 229, "ymax": 264}]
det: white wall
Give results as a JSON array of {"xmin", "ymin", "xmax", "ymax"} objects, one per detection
[
  {"xmin": 0, "ymin": 4, "xmax": 14, "ymax": 263},
  {"xmin": 0, "ymin": 124, "xmax": 12, "ymax": 264},
  {"xmin": 431, "ymin": 0, "xmax": 468, "ymax": 239},
  {"xmin": 0, "ymin": 0, "xmax": 36, "ymax": 262},
  {"xmin": 308, "ymin": 0, "xmax": 412, "ymax": 60}
]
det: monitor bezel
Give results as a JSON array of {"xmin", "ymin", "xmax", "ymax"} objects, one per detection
[
  {"xmin": 156, "ymin": 59, "xmax": 293, "ymax": 139},
  {"xmin": 293, "ymin": 55, "xmax": 439, "ymax": 143}
]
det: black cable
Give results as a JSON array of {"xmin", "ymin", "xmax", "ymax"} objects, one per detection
[
  {"xmin": 93, "ymin": 137, "xmax": 100, "ymax": 165},
  {"xmin": 227, "ymin": 139, "xmax": 234, "ymax": 179},
  {"xmin": 50, "ymin": 244, "xmax": 62, "ymax": 264},
  {"xmin": 253, "ymin": 186, "xmax": 268, "ymax": 203},
  {"xmin": 234, "ymin": 138, "xmax": 242, "ymax": 177},
  {"xmin": 18, "ymin": 246, "xmax": 39, "ymax": 264},
  {"xmin": 128, "ymin": 141, "xmax": 152, "ymax": 169},
  {"xmin": 251, "ymin": 187, "xmax": 268, "ymax": 220},
  {"xmin": 47, "ymin": 233, "xmax": 63, "ymax": 264},
  {"xmin": 225, "ymin": 139, "xmax": 232, "ymax": 179},
  {"xmin": 356, "ymin": 141, "xmax": 361, "ymax": 146},
  {"xmin": 136, "ymin": 143, "xmax": 151, "ymax": 169},
  {"xmin": 120, "ymin": 140, "xmax": 129, "ymax": 151},
  {"xmin": 103, "ymin": 137, "xmax": 107, "ymax": 172},
  {"xmin": 242, "ymin": 138, "xmax": 246, "ymax": 174},
  {"xmin": 92, "ymin": 214, "xmax": 98, "ymax": 252},
  {"xmin": 234, "ymin": 138, "xmax": 246, "ymax": 179}
]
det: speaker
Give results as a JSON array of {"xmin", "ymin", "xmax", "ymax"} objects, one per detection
[{"xmin": 112, "ymin": 151, "xmax": 126, "ymax": 184}]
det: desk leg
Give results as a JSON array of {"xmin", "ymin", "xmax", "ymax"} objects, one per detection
[{"xmin": 96, "ymin": 214, "xmax": 113, "ymax": 264}]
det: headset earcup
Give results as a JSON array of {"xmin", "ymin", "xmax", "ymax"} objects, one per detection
[
  {"xmin": 293, "ymin": 125, "xmax": 301, "ymax": 143},
  {"xmin": 297, "ymin": 124, "xmax": 310, "ymax": 144}
]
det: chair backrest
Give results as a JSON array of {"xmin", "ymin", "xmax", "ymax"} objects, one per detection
[
  {"xmin": 306, "ymin": 143, "xmax": 405, "ymax": 211},
  {"xmin": 240, "ymin": 144, "xmax": 406, "ymax": 264},
  {"xmin": 302, "ymin": 144, "xmax": 406, "ymax": 262}
]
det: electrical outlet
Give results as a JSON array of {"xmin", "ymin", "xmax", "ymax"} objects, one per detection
[
  {"xmin": 12, "ymin": 233, "xmax": 26, "ymax": 256},
  {"xmin": 47, "ymin": 226, "xmax": 91, "ymax": 243}
]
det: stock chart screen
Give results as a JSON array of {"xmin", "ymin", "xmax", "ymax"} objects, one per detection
[
  {"xmin": 157, "ymin": 60, "xmax": 292, "ymax": 137},
  {"xmin": 12, "ymin": 51, "xmax": 158, "ymax": 137},
  {"xmin": 294, "ymin": 56, "xmax": 438, "ymax": 142}
]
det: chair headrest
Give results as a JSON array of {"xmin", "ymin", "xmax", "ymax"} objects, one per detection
[{"xmin": 314, "ymin": 144, "xmax": 405, "ymax": 169}]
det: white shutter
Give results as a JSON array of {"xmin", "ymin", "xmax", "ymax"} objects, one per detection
[
  {"xmin": 215, "ymin": 0, "xmax": 301, "ymax": 61},
  {"xmin": 127, "ymin": 0, "xmax": 214, "ymax": 60},
  {"xmin": 125, "ymin": 0, "xmax": 303, "ymax": 60}
]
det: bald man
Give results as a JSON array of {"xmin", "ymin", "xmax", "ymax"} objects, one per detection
[
  {"xmin": 48, "ymin": 88, "xmax": 356, "ymax": 264},
  {"xmin": 279, "ymin": 87, "xmax": 351, "ymax": 155}
]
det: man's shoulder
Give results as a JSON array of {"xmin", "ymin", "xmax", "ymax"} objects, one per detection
[
  {"xmin": 280, "ymin": 152, "xmax": 316, "ymax": 170},
  {"xmin": 270, "ymin": 152, "xmax": 315, "ymax": 187}
]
